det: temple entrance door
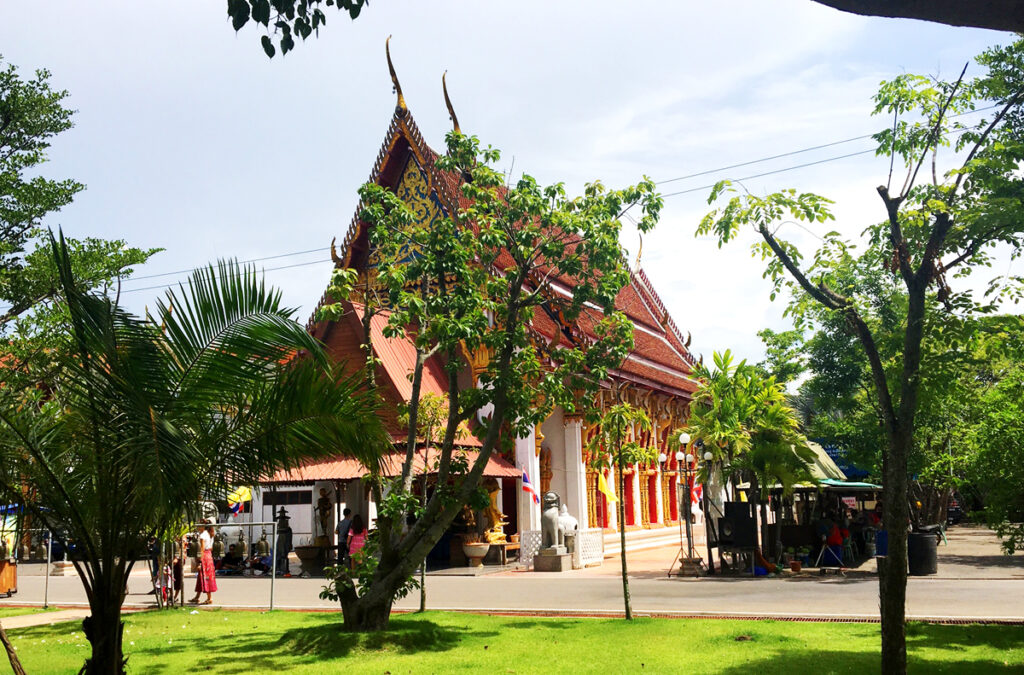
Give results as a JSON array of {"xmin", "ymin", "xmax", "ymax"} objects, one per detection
[
  {"xmin": 648, "ymin": 475, "xmax": 658, "ymax": 524},
  {"xmin": 501, "ymin": 477, "xmax": 518, "ymax": 536}
]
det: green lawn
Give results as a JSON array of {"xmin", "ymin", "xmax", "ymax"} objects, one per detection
[
  {"xmin": 6, "ymin": 609, "xmax": 1024, "ymax": 674},
  {"xmin": 0, "ymin": 606, "xmax": 54, "ymax": 619}
]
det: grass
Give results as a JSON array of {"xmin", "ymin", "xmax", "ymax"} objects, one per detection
[
  {"xmin": 6, "ymin": 609, "xmax": 1024, "ymax": 674},
  {"xmin": 0, "ymin": 606, "xmax": 55, "ymax": 619}
]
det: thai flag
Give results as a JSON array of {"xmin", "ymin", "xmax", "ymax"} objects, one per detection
[
  {"xmin": 521, "ymin": 470, "xmax": 540, "ymax": 504},
  {"xmin": 692, "ymin": 483, "xmax": 703, "ymax": 506}
]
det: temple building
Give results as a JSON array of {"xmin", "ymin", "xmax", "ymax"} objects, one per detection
[{"xmin": 255, "ymin": 58, "xmax": 702, "ymax": 561}]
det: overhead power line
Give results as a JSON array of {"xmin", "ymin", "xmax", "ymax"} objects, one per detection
[
  {"xmin": 655, "ymin": 103, "xmax": 999, "ymax": 188},
  {"xmin": 118, "ymin": 257, "xmax": 331, "ymax": 295},
  {"xmin": 125, "ymin": 246, "xmax": 330, "ymax": 282},
  {"xmin": 661, "ymin": 148, "xmax": 876, "ymax": 199}
]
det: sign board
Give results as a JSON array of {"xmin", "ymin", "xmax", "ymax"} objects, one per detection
[{"xmin": 841, "ymin": 496, "xmax": 857, "ymax": 508}]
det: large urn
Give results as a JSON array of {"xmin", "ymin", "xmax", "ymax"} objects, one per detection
[{"xmin": 461, "ymin": 541, "xmax": 490, "ymax": 568}]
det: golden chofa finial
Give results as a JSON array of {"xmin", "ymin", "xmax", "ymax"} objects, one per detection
[
  {"xmin": 442, "ymin": 71, "xmax": 461, "ymax": 135},
  {"xmin": 330, "ymin": 236, "xmax": 343, "ymax": 267},
  {"xmin": 385, "ymin": 36, "xmax": 407, "ymax": 115}
]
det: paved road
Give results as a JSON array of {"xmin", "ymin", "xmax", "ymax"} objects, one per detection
[{"xmin": 3, "ymin": 525, "xmax": 1021, "ymax": 621}]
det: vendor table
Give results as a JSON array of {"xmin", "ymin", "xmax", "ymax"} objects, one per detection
[{"xmin": 0, "ymin": 560, "xmax": 16, "ymax": 597}]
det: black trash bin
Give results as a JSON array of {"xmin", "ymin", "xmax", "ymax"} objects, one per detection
[{"xmin": 907, "ymin": 529, "xmax": 938, "ymax": 575}]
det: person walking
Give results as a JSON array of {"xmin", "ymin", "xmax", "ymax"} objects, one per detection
[
  {"xmin": 190, "ymin": 520, "xmax": 218, "ymax": 605},
  {"xmin": 335, "ymin": 508, "xmax": 352, "ymax": 565},
  {"xmin": 347, "ymin": 514, "xmax": 367, "ymax": 569}
]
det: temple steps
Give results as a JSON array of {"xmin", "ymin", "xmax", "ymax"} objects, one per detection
[{"xmin": 603, "ymin": 522, "xmax": 707, "ymax": 558}]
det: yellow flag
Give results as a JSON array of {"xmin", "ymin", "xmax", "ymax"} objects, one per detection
[
  {"xmin": 597, "ymin": 472, "xmax": 618, "ymax": 503},
  {"xmin": 227, "ymin": 486, "xmax": 252, "ymax": 504}
]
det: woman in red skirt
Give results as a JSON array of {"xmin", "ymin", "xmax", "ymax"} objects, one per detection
[{"xmin": 190, "ymin": 521, "xmax": 218, "ymax": 605}]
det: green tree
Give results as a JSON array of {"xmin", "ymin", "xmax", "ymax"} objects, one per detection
[
  {"xmin": 967, "ymin": 357, "xmax": 1024, "ymax": 552},
  {"xmin": 318, "ymin": 126, "xmax": 661, "ymax": 631},
  {"xmin": 0, "ymin": 57, "xmax": 158, "ymax": 381},
  {"xmin": 226, "ymin": 0, "xmax": 369, "ymax": 58},
  {"xmin": 0, "ymin": 57, "xmax": 80, "ymax": 280},
  {"xmin": 0, "ymin": 234, "xmax": 386, "ymax": 674},
  {"xmin": 586, "ymin": 398, "xmax": 655, "ymax": 620},
  {"xmin": 698, "ymin": 41, "xmax": 1024, "ymax": 673}
]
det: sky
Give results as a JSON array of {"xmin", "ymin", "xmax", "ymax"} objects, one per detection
[{"xmin": 0, "ymin": 1, "xmax": 1012, "ymax": 365}]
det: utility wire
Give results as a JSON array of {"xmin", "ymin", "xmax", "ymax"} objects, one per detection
[
  {"xmin": 661, "ymin": 148, "xmax": 876, "ymax": 199},
  {"xmin": 655, "ymin": 103, "xmax": 998, "ymax": 187},
  {"xmin": 662, "ymin": 120, "xmax": 985, "ymax": 200},
  {"xmin": 124, "ymin": 246, "xmax": 330, "ymax": 282},
  {"xmin": 118, "ymin": 258, "xmax": 331, "ymax": 295}
]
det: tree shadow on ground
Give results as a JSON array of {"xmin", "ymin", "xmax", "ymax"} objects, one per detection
[
  {"xmin": 708, "ymin": 622, "xmax": 1024, "ymax": 675},
  {"xmin": 905, "ymin": 622, "xmax": 1024, "ymax": 653},
  {"xmin": 936, "ymin": 554, "xmax": 1024, "ymax": 571},
  {"xmin": 128, "ymin": 614, "xmax": 499, "ymax": 673}
]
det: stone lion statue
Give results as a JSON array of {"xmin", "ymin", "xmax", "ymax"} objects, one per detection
[{"xmin": 541, "ymin": 491, "xmax": 565, "ymax": 550}]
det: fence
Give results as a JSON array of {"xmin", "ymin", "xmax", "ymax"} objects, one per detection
[
  {"xmin": 2, "ymin": 521, "xmax": 283, "ymax": 611},
  {"xmin": 519, "ymin": 528, "xmax": 603, "ymax": 570}
]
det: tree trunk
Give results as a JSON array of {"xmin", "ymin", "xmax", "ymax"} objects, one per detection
[
  {"xmin": 81, "ymin": 585, "xmax": 127, "ymax": 674},
  {"xmin": 0, "ymin": 619, "xmax": 27, "ymax": 675},
  {"xmin": 340, "ymin": 591, "xmax": 394, "ymax": 632},
  {"xmin": 617, "ymin": 460, "xmax": 632, "ymax": 620},
  {"xmin": 879, "ymin": 430, "xmax": 911, "ymax": 675},
  {"xmin": 418, "ymin": 473, "xmax": 428, "ymax": 613}
]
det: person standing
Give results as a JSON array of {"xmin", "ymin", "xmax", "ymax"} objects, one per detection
[
  {"xmin": 347, "ymin": 514, "xmax": 367, "ymax": 569},
  {"xmin": 190, "ymin": 520, "xmax": 218, "ymax": 605},
  {"xmin": 335, "ymin": 508, "xmax": 352, "ymax": 565}
]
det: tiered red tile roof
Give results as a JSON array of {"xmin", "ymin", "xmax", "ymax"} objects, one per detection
[{"xmin": 307, "ymin": 104, "xmax": 699, "ymax": 405}]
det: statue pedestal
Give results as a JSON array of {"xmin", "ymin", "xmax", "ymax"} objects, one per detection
[
  {"xmin": 50, "ymin": 561, "xmax": 76, "ymax": 577},
  {"xmin": 533, "ymin": 547, "xmax": 571, "ymax": 572},
  {"xmin": 676, "ymin": 556, "xmax": 705, "ymax": 577}
]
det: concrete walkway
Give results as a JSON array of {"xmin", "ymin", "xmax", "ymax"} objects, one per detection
[
  {"xmin": 0, "ymin": 609, "xmax": 90, "ymax": 630},
  {"xmin": 2, "ymin": 525, "xmax": 1020, "ymax": 622}
]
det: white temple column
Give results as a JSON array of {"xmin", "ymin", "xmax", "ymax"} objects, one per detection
[
  {"xmin": 654, "ymin": 470, "xmax": 665, "ymax": 524},
  {"xmin": 563, "ymin": 416, "xmax": 586, "ymax": 525},
  {"xmin": 515, "ymin": 427, "xmax": 541, "ymax": 532}
]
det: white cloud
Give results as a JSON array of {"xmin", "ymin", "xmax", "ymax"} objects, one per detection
[{"xmin": 0, "ymin": 0, "xmax": 1012, "ymax": 361}]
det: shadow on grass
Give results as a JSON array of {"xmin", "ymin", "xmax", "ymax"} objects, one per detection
[
  {"xmin": 708, "ymin": 622, "xmax": 1024, "ymax": 674},
  {"xmin": 128, "ymin": 613, "xmax": 500, "ymax": 673},
  {"xmin": 906, "ymin": 622, "xmax": 1024, "ymax": 653}
]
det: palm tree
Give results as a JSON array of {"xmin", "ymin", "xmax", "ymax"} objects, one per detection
[
  {"xmin": 687, "ymin": 350, "xmax": 814, "ymax": 566},
  {"xmin": 0, "ymin": 233, "xmax": 386, "ymax": 674}
]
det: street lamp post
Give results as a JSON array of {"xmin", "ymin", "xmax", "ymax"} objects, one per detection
[
  {"xmin": 663, "ymin": 433, "xmax": 700, "ymax": 576},
  {"xmin": 702, "ymin": 450, "xmax": 715, "ymax": 575},
  {"xmin": 678, "ymin": 444, "xmax": 695, "ymax": 563}
]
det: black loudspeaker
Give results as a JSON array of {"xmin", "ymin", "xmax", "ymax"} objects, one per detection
[
  {"xmin": 718, "ymin": 515, "xmax": 757, "ymax": 548},
  {"xmin": 725, "ymin": 501, "xmax": 753, "ymax": 519}
]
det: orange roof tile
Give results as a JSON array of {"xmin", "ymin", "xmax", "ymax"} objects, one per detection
[{"xmin": 265, "ymin": 448, "xmax": 518, "ymax": 484}]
